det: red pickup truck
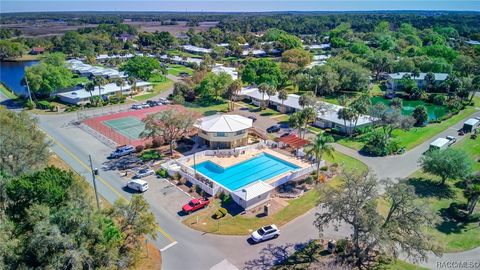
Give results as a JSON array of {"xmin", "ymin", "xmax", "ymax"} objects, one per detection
[{"xmin": 182, "ymin": 198, "xmax": 210, "ymax": 214}]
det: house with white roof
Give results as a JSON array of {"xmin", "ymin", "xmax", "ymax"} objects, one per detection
[
  {"xmin": 66, "ymin": 59, "xmax": 126, "ymax": 79},
  {"xmin": 182, "ymin": 45, "xmax": 213, "ymax": 54},
  {"xmin": 386, "ymin": 72, "xmax": 449, "ymax": 91},
  {"xmin": 159, "ymin": 54, "xmax": 203, "ymax": 66},
  {"xmin": 56, "ymin": 81, "xmax": 152, "ymax": 105},
  {"xmin": 194, "ymin": 114, "xmax": 253, "ymax": 149},
  {"xmin": 211, "ymin": 64, "xmax": 238, "ymax": 80},
  {"xmin": 237, "ymin": 87, "xmax": 372, "ymax": 134}
]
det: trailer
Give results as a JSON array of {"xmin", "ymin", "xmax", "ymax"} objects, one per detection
[
  {"xmin": 462, "ymin": 118, "xmax": 480, "ymax": 133},
  {"xmin": 429, "ymin": 137, "xmax": 451, "ymax": 151}
]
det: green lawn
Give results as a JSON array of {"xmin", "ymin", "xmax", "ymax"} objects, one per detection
[
  {"xmin": 403, "ymin": 138, "xmax": 480, "ymax": 252},
  {"xmin": 0, "ymin": 83, "xmax": 18, "ymax": 99},
  {"xmin": 184, "ymin": 99, "xmax": 229, "ymax": 116},
  {"xmin": 337, "ymin": 106, "xmax": 478, "ymax": 151},
  {"xmin": 71, "ymin": 76, "xmax": 89, "ymax": 85},
  {"xmin": 167, "ymin": 64, "xmax": 193, "ymax": 76},
  {"xmin": 133, "ymin": 78, "xmax": 173, "ymax": 101}
]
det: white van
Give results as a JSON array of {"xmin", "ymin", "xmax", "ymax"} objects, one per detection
[{"xmin": 126, "ymin": 179, "xmax": 149, "ymax": 192}]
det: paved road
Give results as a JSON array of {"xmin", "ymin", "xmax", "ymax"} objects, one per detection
[
  {"xmin": 33, "ymin": 105, "xmax": 480, "ymax": 270},
  {"xmin": 36, "ymin": 111, "xmax": 351, "ymax": 270}
]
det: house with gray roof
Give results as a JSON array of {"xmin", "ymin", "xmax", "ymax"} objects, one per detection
[{"xmin": 386, "ymin": 72, "xmax": 449, "ymax": 91}]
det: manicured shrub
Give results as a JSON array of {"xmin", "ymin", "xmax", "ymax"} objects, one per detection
[
  {"xmin": 152, "ymin": 137, "xmax": 164, "ymax": 148},
  {"xmin": 320, "ymin": 166, "xmax": 328, "ymax": 171},
  {"xmin": 135, "ymin": 145, "xmax": 144, "ymax": 153},
  {"xmin": 37, "ymin": 100, "xmax": 51, "ymax": 110},
  {"xmin": 155, "ymin": 169, "xmax": 168, "ymax": 178},
  {"xmin": 336, "ymin": 239, "xmax": 348, "ymax": 253},
  {"xmin": 433, "ymin": 94, "xmax": 446, "ymax": 105}
]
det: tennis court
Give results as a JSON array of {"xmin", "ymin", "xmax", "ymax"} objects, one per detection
[{"xmin": 103, "ymin": 117, "xmax": 145, "ymax": 140}]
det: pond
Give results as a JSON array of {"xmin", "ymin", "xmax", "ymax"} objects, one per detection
[
  {"xmin": 371, "ymin": 96, "xmax": 449, "ymax": 122},
  {"xmin": 0, "ymin": 60, "xmax": 39, "ymax": 97}
]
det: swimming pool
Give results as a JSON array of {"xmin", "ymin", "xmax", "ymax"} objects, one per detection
[{"xmin": 192, "ymin": 153, "xmax": 300, "ymax": 191}]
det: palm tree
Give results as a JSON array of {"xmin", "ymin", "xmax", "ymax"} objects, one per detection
[
  {"xmin": 85, "ymin": 82, "xmax": 95, "ymax": 98},
  {"xmin": 227, "ymin": 79, "xmax": 243, "ymax": 111},
  {"xmin": 127, "ymin": 76, "xmax": 137, "ymax": 94},
  {"xmin": 94, "ymin": 76, "xmax": 107, "ymax": 97},
  {"xmin": 116, "ymin": 78, "xmax": 126, "ymax": 93},
  {"xmin": 300, "ymin": 107, "xmax": 317, "ymax": 138},
  {"xmin": 265, "ymin": 85, "xmax": 277, "ymax": 108},
  {"xmin": 278, "ymin": 89, "xmax": 288, "ymax": 112},
  {"xmin": 306, "ymin": 133, "xmax": 335, "ymax": 182},
  {"xmin": 258, "ymin": 83, "xmax": 271, "ymax": 109},
  {"xmin": 289, "ymin": 112, "xmax": 305, "ymax": 137}
]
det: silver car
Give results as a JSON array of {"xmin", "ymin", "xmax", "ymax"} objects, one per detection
[{"xmin": 134, "ymin": 167, "xmax": 155, "ymax": 179}]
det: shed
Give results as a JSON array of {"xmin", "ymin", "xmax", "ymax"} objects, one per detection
[{"xmin": 232, "ymin": 181, "xmax": 274, "ymax": 210}]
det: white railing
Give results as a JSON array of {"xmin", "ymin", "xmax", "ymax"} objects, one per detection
[
  {"xmin": 271, "ymin": 163, "xmax": 317, "ymax": 187},
  {"xmin": 178, "ymin": 171, "xmax": 219, "ymax": 195}
]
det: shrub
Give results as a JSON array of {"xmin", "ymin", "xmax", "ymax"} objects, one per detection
[
  {"xmin": 336, "ymin": 239, "xmax": 348, "ymax": 253},
  {"xmin": 305, "ymin": 176, "xmax": 314, "ymax": 185},
  {"xmin": 144, "ymin": 142, "xmax": 152, "ymax": 149},
  {"xmin": 219, "ymin": 192, "xmax": 232, "ymax": 204},
  {"xmin": 152, "ymin": 137, "xmax": 164, "ymax": 148},
  {"xmin": 433, "ymin": 94, "xmax": 446, "ymax": 105},
  {"xmin": 140, "ymin": 149, "xmax": 162, "ymax": 161},
  {"xmin": 135, "ymin": 145, "xmax": 144, "ymax": 153},
  {"xmin": 320, "ymin": 166, "xmax": 328, "ymax": 171},
  {"xmin": 155, "ymin": 169, "xmax": 168, "ymax": 178},
  {"xmin": 37, "ymin": 100, "xmax": 51, "ymax": 110},
  {"xmin": 214, "ymin": 207, "xmax": 228, "ymax": 219}
]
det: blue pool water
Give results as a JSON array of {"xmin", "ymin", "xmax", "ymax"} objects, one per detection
[{"xmin": 192, "ymin": 153, "xmax": 300, "ymax": 191}]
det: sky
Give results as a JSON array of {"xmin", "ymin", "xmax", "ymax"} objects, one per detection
[{"xmin": 2, "ymin": 0, "xmax": 480, "ymax": 13}]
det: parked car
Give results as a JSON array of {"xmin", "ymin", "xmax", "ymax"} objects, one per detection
[
  {"xmin": 158, "ymin": 98, "xmax": 171, "ymax": 105},
  {"xmin": 109, "ymin": 145, "xmax": 135, "ymax": 158},
  {"xmin": 146, "ymin": 100, "xmax": 160, "ymax": 107},
  {"xmin": 250, "ymin": 225, "xmax": 280, "ymax": 243},
  {"xmin": 446, "ymin": 135, "xmax": 457, "ymax": 144},
  {"xmin": 131, "ymin": 104, "xmax": 142, "ymax": 110},
  {"xmin": 247, "ymin": 115, "xmax": 257, "ymax": 122},
  {"xmin": 134, "ymin": 167, "xmax": 155, "ymax": 179},
  {"xmin": 126, "ymin": 179, "xmax": 149, "ymax": 192},
  {"xmin": 141, "ymin": 102, "xmax": 150, "ymax": 108},
  {"xmin": 266, "ymin": 125, "xmax": 280, "ymax": 133},
  {"xmin": 280, "ymin": 132, "xmax": 291, "ymax": 138},
  {"xmin": 182, "ymin": 198, "xmax": 210, "ymax": 214}
]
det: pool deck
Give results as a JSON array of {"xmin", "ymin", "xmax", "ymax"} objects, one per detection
[{"xmin": 185, "ymin": 148, "xmax": 311, "ymax": 169}]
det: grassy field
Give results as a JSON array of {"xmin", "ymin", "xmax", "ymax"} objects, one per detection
[
  {"xmin": 337, "ymin": 105, "xmax": 478, "ymax": 151},
  {"xmin": 184, "ymin": 99, "xmax": 229, "ymax": 116},
  {"xmin": 402, "ymin": 137, "xmax": 480, "ymax": 252},
  {"xmin": 133, "ymin": 78, "xmax": 173, "ymax": 101},
  {"xmin": 0, "ymin": 83, "xmax": 18, "ymax": 99},
  {"xmin": 167, "ymin": 64, "xmax": 193, "ymax": 76},
  {"xmin": 183, "ymin": 152, "xmax": 367, "ymax": 235}
]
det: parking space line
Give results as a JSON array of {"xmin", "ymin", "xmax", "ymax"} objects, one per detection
[
  {"xmin": 40, "ymin": 128, "xmax": 176, "ymax": 244},
  {"xmin": 160, "ymin": 178, "xmax": 193, "ymax": 198}
]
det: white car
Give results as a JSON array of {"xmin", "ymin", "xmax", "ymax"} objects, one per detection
[
  {"xmin": 109, "ymin": 145, "xmax": 135, "ymax": 158},
  {"xmin": 131, "ymin": 104, "xmax": 142, "ymax": 110},
  {"xmin": 141, "ymin": 102, "xmax": 150, "ymax": 108},
  {"xmin": 126, "ymin": 179, "xmax": 149, "ymax": 192},
  {"xmin": 250, "ymin": 224, "xmax": 280, "ymax": 243},
  {"xmin": 134, "ymin": 167, "xmax": 155, "ymax": 179}
]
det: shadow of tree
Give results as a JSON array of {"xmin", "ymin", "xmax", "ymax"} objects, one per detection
[
  {"xmin": 103, "ymin": 155, "xmax": 142, "ymax": 171},
  {"xmin": 220, "ymin": 200, "xmax": 244, "ymax": 217},
  {"xmin": 406, "ymin": 178, "xmax": 456, "ymax": 199},
  {"xmin": 243, "ymin": 241, "xmax": 351, "ymax": 270},
  {"xmin": 437, "ymin": 208, "xmax": 468, "ymax": 235}
]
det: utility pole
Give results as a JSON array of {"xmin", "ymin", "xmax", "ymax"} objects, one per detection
[{"xmin": 89, "ymin": 155, "xmax": 101, "ymax": 210}]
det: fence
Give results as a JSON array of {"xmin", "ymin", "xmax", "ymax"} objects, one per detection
[{"xmin": 270, "ymin": 163, "xmax": 317, "ymax": 188}]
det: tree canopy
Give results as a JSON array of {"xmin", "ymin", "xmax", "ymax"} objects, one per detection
[{"xmin": 121, "ymin": 56, "xmax": 161, "ymax": 80}]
